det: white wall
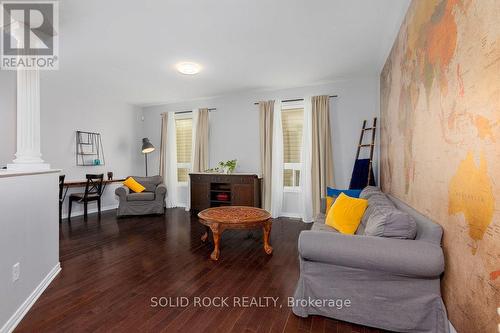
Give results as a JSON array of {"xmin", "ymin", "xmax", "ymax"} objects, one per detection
[
  {"xmin": 0, "ymin": 71, "xmax": 16, "ymax": 165},
  {"xmin": 0, "ymin": 171, "xmax": 60, "ymax": 332},
  {"xmin": 0, "ymin": 71, "xmax": 144, "ymax": 218},
  {"xmin": 140, "ymin": 77, "xmax": 380, "ymax": 216}
]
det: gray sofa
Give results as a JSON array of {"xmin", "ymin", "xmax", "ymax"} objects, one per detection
[
  {"xmin": 293, "ymin": 187, "xmax": 448, "ymax": 333},
  {"xmin": 115, "ymin": 176, "xmax": 166, "ymax": 216}
]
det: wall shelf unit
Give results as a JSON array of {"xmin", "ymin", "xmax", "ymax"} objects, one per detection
[{"xmin": 76, "ymin": 131, "xmax": 105, "ymax": 166}]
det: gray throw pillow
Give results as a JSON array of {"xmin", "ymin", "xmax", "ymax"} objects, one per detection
[
  {"xmin": 360, "ymin": 187, "xmax": 395, "ymax": 229},
  {"xmin": 360, "ymin": 186, "xmax": 383, "ymax": 199},
  {"xmin": 364, "ymin": 205, "xmax": 417, "ymax": 239}
]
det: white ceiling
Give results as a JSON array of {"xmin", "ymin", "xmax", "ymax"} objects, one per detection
[{"xmin": 49, "ymin": 0, "xmax": 410, "ymax": 105}]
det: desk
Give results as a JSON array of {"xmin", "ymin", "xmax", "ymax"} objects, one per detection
[
  {"xmin": 64, "ymin": 178, "xmax": 125, "ymax": 188},
  {"xmin": 61, "ymin": 178, "xmax": 126, "ymax": 204}
]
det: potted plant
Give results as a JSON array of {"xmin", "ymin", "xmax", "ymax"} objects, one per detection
[
  {"xmin": 221, "ymin": 159, "xmax": 237, "ymax": 174},
  {"xmin": 206, "ymin": 159, "xmax": 237, "ymax": 174}
]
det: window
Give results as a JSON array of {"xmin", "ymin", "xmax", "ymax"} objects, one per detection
[
  {"xmin": 282, "ymin": 107, "xmax": 303, "ymax": 191},
  {"xmin": 175, "ymin": 115, "xmax": 192, "ymax": 183}
]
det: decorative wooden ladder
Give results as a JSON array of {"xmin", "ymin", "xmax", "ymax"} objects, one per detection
[{"xmin": 349, "ymin": 117, "xmax": 377, "ymax": 189}]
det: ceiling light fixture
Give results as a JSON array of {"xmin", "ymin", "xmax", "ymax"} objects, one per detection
[{"xmin": 176, "ymin": 62, "xmax": 201, "ymax": 75}]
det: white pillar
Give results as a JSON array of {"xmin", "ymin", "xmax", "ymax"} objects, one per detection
[{"xmin": 7, "ymin": 68, "xmax": 50, "ymax": 171}]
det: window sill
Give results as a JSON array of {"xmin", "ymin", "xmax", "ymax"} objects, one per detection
[
  {"xmin": 177, "ymin": 183, "xmax": 188, "ymax": 187},
  {"xmin": 284, "ymin": 187, "xmax": 301, "ymax": 193}
]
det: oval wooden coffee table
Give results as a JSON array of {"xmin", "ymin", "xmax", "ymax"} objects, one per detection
[{"xmin": 198, "ymin": 206, "xmax": 272, "ymax": 261}]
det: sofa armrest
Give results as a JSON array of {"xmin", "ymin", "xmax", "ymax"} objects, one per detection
[
  {"xmin": 298, "ymin": 231, "xmax": 444, "ymax": 278},
  {"xmin": 155, "ymin": 184, "xmax": 167, "ymax": 199},
  {"xmin": 115, "ymin": 186, "xmax": 129, "ymax": 200}
]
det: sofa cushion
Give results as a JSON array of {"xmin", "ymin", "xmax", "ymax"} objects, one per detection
[
  {"xmin": 364, "ymin": 203, "xmax": 417, "ymax": 239},
  {"xmin": 311, "ymin": 221, "xmax": 339, "ymax": 233},
  {"xmin": 127, "ymin": 192, "xmax": 155, "ymax": 201}
]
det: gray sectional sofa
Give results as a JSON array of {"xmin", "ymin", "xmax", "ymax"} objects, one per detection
[
  {"xmin": 115, "ymin": 176, "xmax": 166, "ymax": 216},
  {"xmin": 293, "ymin": 187, "xmax": 449, "ymax": 333}
]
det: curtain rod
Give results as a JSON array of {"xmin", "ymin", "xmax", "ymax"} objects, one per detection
[
  {"xmin": 253, "ymin": 95, "xmax": 338, "ymax": 105},
  {"xmin": 175, "ymin": 108, "xmax": 216, "ymax": 115}
]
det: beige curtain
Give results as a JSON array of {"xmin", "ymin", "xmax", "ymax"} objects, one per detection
[
  {"xmin": 259, "ymin": 101, "xmax": 274, "ymax": 211},
  {"xmin": 193, "ymin": 108, "xmax": 209, "ymax": 172},
  {"xmin": 311, "ymin": 95, "xmax": 334, "ymax": 216},
  {"xmin": 159, "ymin": 113, "xmax": 168, "ymax": 177}
]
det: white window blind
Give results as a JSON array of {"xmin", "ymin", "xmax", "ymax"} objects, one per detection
[
  {"xmin": 175, "ymin": 117, "xmax": 192, "ymax": 183},
  {"xmin": 282, "ymin": 108, "xmax": 303, "ymax": 189}
]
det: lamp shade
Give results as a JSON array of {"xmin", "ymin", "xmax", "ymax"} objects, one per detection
[{"xmin": 141, "ymin": 138, "xmax": 155, "ymax": 154}]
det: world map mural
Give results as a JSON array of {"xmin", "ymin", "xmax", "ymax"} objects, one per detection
[{"xmin": 380, "ymin": 0, "xmax": 499, "ymax": 331}]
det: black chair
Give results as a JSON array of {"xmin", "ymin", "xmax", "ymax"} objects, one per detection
[
  {"xmin": 68, "ymin": 174, "xmax": 104, "ymax": 220},
  {"xmin": 59, "ymin": 174, "xmax": 66, "ymax": 222}
]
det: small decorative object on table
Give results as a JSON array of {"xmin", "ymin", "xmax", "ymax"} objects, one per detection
[{"xmin": 205, "ymin": 159, "xmax": 237, "ymax": 174}]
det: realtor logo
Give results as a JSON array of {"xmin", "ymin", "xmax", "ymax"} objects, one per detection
[{"xmin": 1, "ymin": 1, "xmax": 59, "ymax": 70}]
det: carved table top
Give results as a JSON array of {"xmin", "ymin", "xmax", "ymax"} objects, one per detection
[
  {"xmin": 198, "ymin": 206, "xmax": 271, "ymax": 226},
  {"xmin": 198, "ymin": 206, "xmax": 273, "ymax": 260}
]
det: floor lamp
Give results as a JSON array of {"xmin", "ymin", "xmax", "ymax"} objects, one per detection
[{"xmin": 141, "ymin": 138, "xmax": 155, "ymax": 176}]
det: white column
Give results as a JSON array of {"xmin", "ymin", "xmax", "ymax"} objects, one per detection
[{"xmin": 7, "ymin": 68, "xmax": 50, "ymax": 171}]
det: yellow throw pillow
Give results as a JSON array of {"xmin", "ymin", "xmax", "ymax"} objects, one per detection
[
  {"xmin": 325, "ymin": 193, "xmax": 368, "ymax": 235},
  {"xmin": 123, "ymin": 177, "xmax": 145, "ymax": 193}
]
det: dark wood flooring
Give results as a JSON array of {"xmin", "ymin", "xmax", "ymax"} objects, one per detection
[{"xmin": 16, "ymin": 209, "xmax": 388, "ymax": 333}]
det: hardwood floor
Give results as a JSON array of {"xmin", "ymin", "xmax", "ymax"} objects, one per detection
[{"xmin": 16, "ymin": 209, "xmax": 389, "ymax": 333}]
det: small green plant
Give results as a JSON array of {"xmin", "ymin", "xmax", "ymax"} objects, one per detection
[{"xmin": 205, "ymin": 159, "xmax": 237, "ymax": 174}]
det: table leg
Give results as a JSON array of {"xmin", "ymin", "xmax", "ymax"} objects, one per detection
[
  {"xmin": 201, "ymin": 225, "xmax": 210, "ymax": 242},
  {"xmin": 263, "ymin": 220, "xmax": 273, "ymax": 255},
  {"xmin": 210, "ymin": 224, "xmax": 221, "ymax": 260}
]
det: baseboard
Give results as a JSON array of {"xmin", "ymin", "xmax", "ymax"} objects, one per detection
[
  {"xmin": 0, "ymin": 263, "xmax": 61, "ymax": 333},
  {"xmin": 279, "ymin": 212, "xmax": 301, "ymax": 219},
  {"xmin": 449, "ymin": 321, "xmax": 457, "ymax": 333},
  {"xmin": 62, "ymin": 204, "xmax": 118, "ymax": 219}
]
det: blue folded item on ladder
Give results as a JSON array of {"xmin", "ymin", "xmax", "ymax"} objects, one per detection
[
  {"xmin": 349, "ymin": 158, "xmax": 376, "ymax": 190},
  {"xmin": 327, "ymin": 187, "xmax": 362, "ymax": 198}
]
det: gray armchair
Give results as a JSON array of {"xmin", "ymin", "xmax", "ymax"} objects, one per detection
[{"xmin": 115, "ymin": 176, "xmax": 166, "ymax": 216}]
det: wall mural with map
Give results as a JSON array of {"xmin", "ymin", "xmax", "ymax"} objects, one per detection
[{"xmin": 380, "ymin": 0, "xmax": 499, "ymax": 331}]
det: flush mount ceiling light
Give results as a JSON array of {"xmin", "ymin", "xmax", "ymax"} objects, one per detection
[{"xmin": 176, "ymin": 62, "xmax": 202, "ymax": 75}]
